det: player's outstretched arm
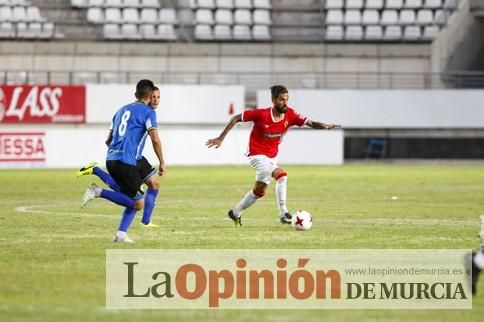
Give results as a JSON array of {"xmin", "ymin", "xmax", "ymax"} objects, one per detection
[
  {"xmin": 148, "ymin": 129, "xmax": 166, "ymax": 176},
  {"xmin": 306, "ymin": 119, "xmax": 342, "ymax": 130},
  {"xmin": 206, "ymin": 113, "xmax": 243, "ymax": 149}
]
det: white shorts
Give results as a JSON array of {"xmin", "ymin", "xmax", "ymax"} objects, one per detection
[{"xmin": 249, "ymin": 155, "xmax": 279, "ymax": 185}]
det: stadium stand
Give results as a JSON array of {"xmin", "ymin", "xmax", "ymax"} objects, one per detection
[
  {"xmin": 323, "ymin": 0, "xmax": 459, "ymax": 41},
  {"xmin": 0, "ymin": 0, "xmax": 61, "ymax": 39},
  {"xmin": 0, "ymin": 0, "xmax": 482, "ymax": 95}
]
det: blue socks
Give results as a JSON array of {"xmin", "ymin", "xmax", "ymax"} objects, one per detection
[
  {"xmin": 93, "ymin": 167, "xmax": 120, "ymax": 192},
  {"xmin": 142, "ymin": 188, "xmax": 159, "ymax": 224},
  {"xmin": 118, "ymin": 208, "xmax": 137, "ymax": 232},
  {"xmin": 100, "ymin": 189, "xmax": 135, "ymax": 209}
]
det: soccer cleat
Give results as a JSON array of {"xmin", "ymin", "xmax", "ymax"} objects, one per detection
[
  {"xmin": 113, "ymin": 235, "xmax": 135, "ymax": 243},
  {"xmin": 228, "ymin": 209, "xmax": 242, "ymax": 227},
  {"xmin": 140, "ymin": 222, "xmax": 159, "ymax": 228},
  {"xmin": 81, "ymin": 183, "xmax": 97, "ymax": 208},
  {"xmin": 76, "ymin": 162, "xmax": 98, "ymax": 178},
  {"xmin": 280, "ymin": 212, "xmax": 292, "ymax": 224}
]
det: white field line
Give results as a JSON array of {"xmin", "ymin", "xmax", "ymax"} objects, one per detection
[{"xmin": 14, "ymin": 205, "xmax": 477, "ymax": 226}]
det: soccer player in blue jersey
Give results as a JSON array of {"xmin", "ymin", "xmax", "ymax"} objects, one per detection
[
  {"xmin": 79, "ymin": 80, "xmax": 165, "ymax": 243},
  {"xmin": 77, "ymin": 86, "xmax": 162, "ymax": 228}
]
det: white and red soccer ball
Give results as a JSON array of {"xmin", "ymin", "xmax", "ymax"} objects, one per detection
[{"xmin": 291, "ymin": 210, "xmax": 313, "ymax": 231}]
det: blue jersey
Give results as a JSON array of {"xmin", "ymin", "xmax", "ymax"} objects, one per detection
[{"xmin": 106, "ymin": 102, "xmax": 157, "ymax": 166}]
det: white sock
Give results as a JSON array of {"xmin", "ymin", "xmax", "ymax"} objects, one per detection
[
  {"xmin": 475, "ymin": 251, "xmax": 484, "ymax": 270},
  {"xmin": 276, "ymin": 176, "xmax": 288, "ymax": 216},
  {"xmin": 94, "ymin": 186, "xmax": 102, "ymax": 197},
  {"xmin": 116, "ymin": 231, "xmax": 126, "ymax": 238},
  {"xmin": 233, "ymin": 191, "xmax": 259, "ymax": 217}
]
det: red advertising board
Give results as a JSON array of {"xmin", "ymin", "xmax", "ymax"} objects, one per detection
[
  {"xmin": 0, "ymin": 85, "xmax": 85, "ymax": 123},
  {"xmin": 0, "ymin": 132, "xmax": 46, "ymax": 162}
]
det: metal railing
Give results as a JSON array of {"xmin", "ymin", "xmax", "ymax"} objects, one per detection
[{"xmin": 1, "ymin": 70, "xmax": 484, "ymax": 90}]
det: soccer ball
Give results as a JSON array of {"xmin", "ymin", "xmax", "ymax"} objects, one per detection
[{"xmin": 291, "ymin": 210, "xmax": 313, "ymax": 231}]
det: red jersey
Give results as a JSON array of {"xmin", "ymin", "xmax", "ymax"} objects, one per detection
[{"xmin": 242, "ymin": 107, "xmax": 307, "ymax": 158}]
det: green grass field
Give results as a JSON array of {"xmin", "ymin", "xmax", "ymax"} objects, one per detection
[{"xmin": 1, "ymin": 164, "xmax": 484, "ymax": 321}]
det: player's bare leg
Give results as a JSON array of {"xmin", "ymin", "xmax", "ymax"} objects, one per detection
[
  {"xmin": 272, "ymin": 168, "xmax": 292, "ymax": 224},
  {"xmin": 229, "ymin": 181, "xmax": 267, "ymax": 226}
]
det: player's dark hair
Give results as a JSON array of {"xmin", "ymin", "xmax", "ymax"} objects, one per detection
[
  {"xmin": 271, "ymin": 85, "xmax": 288, "ymax": 99},
  {"xmin": 135, "ymin": 79, "xmax": 155, "ymax": 100},
  {"xmin": 153, "ymin": 86, "xmax": 159, "ymax": 91}
]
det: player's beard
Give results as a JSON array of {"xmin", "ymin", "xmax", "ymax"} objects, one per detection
[{"xmin": 275, "ymin": 105, "xmax": 287, "ymax": 114}]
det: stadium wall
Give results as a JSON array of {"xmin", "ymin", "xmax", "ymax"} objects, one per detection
[{"xmin": 0, "ymin": 84, "xmax": 344, "ymax": 168}]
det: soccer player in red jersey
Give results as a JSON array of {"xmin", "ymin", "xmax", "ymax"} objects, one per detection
[{"xmin": 206, "ymin": 85, "xmax": 341, "ymax": 226}]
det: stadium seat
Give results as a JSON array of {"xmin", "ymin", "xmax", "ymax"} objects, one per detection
[
  {"xmin": 381, "ymin": 10, "xmax": 398, "ymax": 25},
  {"xmin": 367, "ymin": 139, "xmax": 386, "ymax": 158},
  {"xmin": 325, "ymin": 25, "xmax": 344, "ymax": 40},
  {"xmin": 344, "ymin": 10, "xmax": 361, "ymax": 25},
  {"xmin": 105, "ymin": 8, "xmax": 122, "ymax": 23},
  {"xmin": 15, "ymin": 21, "xmax": 27, "ymax": 37},
  {"xmin": 197, "ymin": 0, "xmax": 215, "ymax": 8},
  {"xmin": 0, "ymin": 6, "xmax": 13, "ymax": 21},
  {"xmin": 159, "ymin": 8, "xmax": 177, "ymax": 24},
  {"xmin": 140, "ymin": 23, "xmax": 158, "ymax": 39},
  {"xmin": 253, "ymin": 0, "xmax": 271, "ymax": 9},
  {"xmin": 123, "ymin": 8, "xmax": 139, "ymax": 23},
  {"xmin": 12, "ymin": 6, "xmax": 27, "ymax": 22},
  {"xmin": 234, "ymin": 9, "xmax": 252, "ymax": 24},
  {"xmin": 194, "ymin": 24, "xmax": 213, "ymax": 39},
  {"xmin": 140, "ymin": 8, "xmax": 157, "ymax": 24},
  {"xmin": 399, "ymin": 10, "xmax": 416, "ymax": 24},
  {"xmin": 215, "ymin": 9, "xmax": 233, "ymax": 25},
  {"xmin": 195, "ymin": 9, "xmax": 214, "ymax": 24},
  {"xmin": 253, "ymin": 9, "xmax": 271, "ymax": 25},
  {"xmin": 71, "ymin": 0, "xmax": 88, "ymax": 8},
  {"xmin": 422, "ymin": 25, "xmax": 438, "ymax": 39},
  {"xmin": 443, "ymin": 0, "xmax": 457, "ymax": 9},
  {"xmin": 157, "ymin": 24, "xmax": 177, "ymax": 39},
  {"xmin": 416, "ymin": 9, "xmax": 433, "ymax": 24},
  {"xmin": 326, "ymin": 10, "xmax": 344, "ymax": 24},
  {"xmin": 384, "ymin": 25, "xmax": 402, "ymax": 40},
  {"xmin": 404, "ymin": 0, "xmax": 422, "ymax": 9},
  {"xmin": 25, "ymin": 22, "xmax": 42, "ymax": 38},
  {"xmin": 424, "ymin": 0, "xmax": 441, "ymax": 9},
  {"xmin": 403, "ymin": 25, "xmax": 421, "ymax": 40},
  {"xmin": 0, "ymin": 21, "xmax": 14, "ymax": 38},
  {"xmin": 105, "ymin": 0, "xmax": 123, "ymax": 8},
  {"xmin": 252, "ymin": 24, "xmax": 271, "ymax": 40},
  {"xmin": 39, "ymin": 21, "xmax": 54, "ymax": 39},
  {"xmin": 103, "ymin": 23, "xmax": 122, "ymax": 39},
  {"xmin": 365, "ymin": 25, "xmax": 383, "ymax": 40},
  {"xmin": 26, "ymin": 6, "xmax": 44, "ymax": 22},
  {"xmin": 326, "ymin": 0, "xmax": 344, "ymax": 9},
  {"xmin": 216, "ymin": 0, "xmax": 234, "ymax": 9},
  {"xmin": 214, "ymin": 24, "xmax": 232, "ymax": 39},
  {"xmin": 434, "ymin": 9, "xmax": 447, "ymax": 25},
  {"xmin": 121, "ymin": 23, "xmax": 139, "ymax": 39},
  {"xmin": 140, "ymin": 0, "xmax": 160, "ymax": 8},
  {"xmin": 362, "ymin": 10, "xmax": 379, "ymax": 25},
  {"xmin": 124, "ymin": 0, "xmax": 140, "ymax": 8},
  {"xmin": 345, "ymin": 25, "xmax": 363, "ymax": 40},
  {"xmin": 234, "ymin": 0, "xmax": 252, "ymax": 9},
  {"xmin": 346, "ymin": 0, "xmax": 363, "ymax": 9},
  {"xmin": 366, "ymin": 0, "xmax": 384, "ymax": 9},
  {"xmin": 88, "ymin": 0, "xmax": 104, "ymax": 7},
  {"xmin": 232, "ymin": 24, "xmax": 251, "ymax": 39},
  {"xmin": 87, "ymin": 7, "xmax": 104, "ymax": 23},
  {"xmin": 386, "ymin": 0, "xmax": 403, "ymax": 9}
]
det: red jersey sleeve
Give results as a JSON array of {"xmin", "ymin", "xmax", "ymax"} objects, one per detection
[
  {"xmin": 288, "ymin": 108, "xmax": 308, "ymax": 127},
  {"xmin": 242, "ymin": 109, "xmax": 262, "ymax": 122}
]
